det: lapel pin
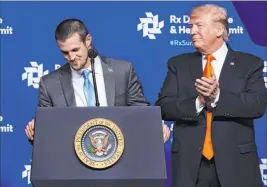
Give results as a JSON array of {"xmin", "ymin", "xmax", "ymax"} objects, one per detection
[
  {"xmin": 230, "ymin": 62, "xmax": 235, "ymax": 66},
  {"xmin": 108, "ymin": 68, "xmax": 113, "ymax": 72}
]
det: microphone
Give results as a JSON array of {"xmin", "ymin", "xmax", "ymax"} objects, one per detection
[{"xmin": 88, "ymin": 47, "xmax": 100, "ymax": 107}]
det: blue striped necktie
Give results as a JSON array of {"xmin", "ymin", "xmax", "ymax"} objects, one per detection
[{"xmin": 82, "ymin": 69, "xmax": 96, "ymax": 106}]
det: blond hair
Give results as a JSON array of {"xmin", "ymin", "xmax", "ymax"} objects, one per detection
[{"xmin": 190, "ymin": 4, "xmax": 229, "ymax": 41}]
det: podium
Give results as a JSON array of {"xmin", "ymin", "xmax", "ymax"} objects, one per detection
[{"xmin": 30, "ymin": 106, "xmax": 167, "ymax": 187}]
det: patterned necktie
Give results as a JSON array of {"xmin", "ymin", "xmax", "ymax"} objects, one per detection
[
  {"xmin": 202, "ymin": 54, "xmax": 215, "ymax": 160},
  {"xmin": 82, "ymin": 69, "xmax": 96, "ymax": 106}
]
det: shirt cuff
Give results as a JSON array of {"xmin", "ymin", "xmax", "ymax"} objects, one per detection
[
  {"xmin": 196, "ymin": 97, "xmax": 204, "ymax": 114},
  {"xmin": 210, "ymin": 89, "xmax": 220, "ymax": 108}
]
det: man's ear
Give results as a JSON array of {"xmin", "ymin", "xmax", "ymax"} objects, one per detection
[
  {"xmin": 85, "ymin": 34, "xmax": 92, "ymax": 48},
  {"xmin": 216, "ymin": 24, "xmax": 224, "ymax": 38}
]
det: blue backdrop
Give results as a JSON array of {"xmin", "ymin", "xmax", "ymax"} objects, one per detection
[{"xmin": 0, "ymin": 1, "xmax": 266, "ymax": 187}]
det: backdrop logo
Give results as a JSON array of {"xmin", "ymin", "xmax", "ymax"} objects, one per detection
[
  {"xmin": 22, "ymin": 62, "xmax": 61, "ymax": 89},
  {"xmin": 22, "ymin": 61, "xmax": 49, "ymax": 89},
  {"xmin": 22, "ymin": 160, "xmax": 31, "ymax": 184},
  {"xmin": 0, "ymin": 115, "xmax": 14, "ymax": 133},
  {"xmin": 260, "ymin": 158, "xmax": 267, "ymax": 185},
  {"xmin": 264, "ymin": 61, "xmax": 267, "ymax": 88},
  {"xmin": 137, "ymin": 12, "xmax": 164, "ymax": 39}
]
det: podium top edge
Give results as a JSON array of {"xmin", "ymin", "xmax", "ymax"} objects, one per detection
[{"xmin": 36, "ymin": 106, "xmax": 161, "ymax": 109}]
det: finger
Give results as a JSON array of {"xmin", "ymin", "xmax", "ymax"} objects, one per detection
[
  {"xmin": 195, "ymin": 86, "xmax": 205, "ymax": 94},
  {"xmin": 210, "ymin": 72, "xmax": 217, "ymax": 81},
  {"xmin": 26, "ymin": 125, "xmax": 34, "ymax": 139},
  {"xmin": 196, "ymin": 87, "xmax": 209, "ymax": 97},
  {"xmin": 165, "ymin": 126, "xmax": 169, "ymax": 139},
  {"xmin": 165, "ymin": 126, "xmax": 170, "ymax": 142},
  {"xmin": 163, "ymin": 125, "xmax": 168, "ymax": 142},
  {"xmin": 196, "ymin": 79, "xmax": 212, "ymax": 88},
  {"xmin": 29, "ymin": 121, "xmax": 35, "ymax": 135},
  {"xmin": 200, "ymin": 77, "xmax": 214, "ymax": 85},
  {"xmin": 196, "ymin": 81, "xmax": 215, "ymax": 94},
  {"xmin": 26, "ymin": 125, "xmax": 31, "ymax": 136},
  {"xmin": 29, "ymin": 120, "xmax": 35, "ymax": 129},
  {"xmin": 210, "ymin": 73, "xmax": 218, "ymax": 86},
  {"xmin": 210, "ymin": 76, "xmax": 218, "ymax": 86},
  {"xmin": 25, "ymin": 127, "xmax": 33, "ymax": 140},
  {"xmin": 195, "ymin": 80, "xmax": 207, "ymax": 89},
  {"xmin": 163, "ymin": 125, "xmax": 167, "ymax": 139},
  {"xmin": 213, "ymin": 83, "xmax": 218, "ymax": 90},
  {"xmin": 213, "ymin": 76, "xmax": 217, "ymax": 82},
  {"xmin": 28, "ymin": 124, "xmax": 34, "ymax": 137},
  {"xmin": 166, "ymin": 128, "xmax": 170, "ymax": 139},
  {"xmin": 215, "ymin": 80, "xmax": 219, "ymax": 87},
  {"xmin": 25, "ymin": 129, "xmax": 30, "ymax": 139},
  {"xmin": 195, "ymin": 83, "xmax": 210, "ymax": 93},
  {"xmin": 164, "ymin": 133, "xmax": 167, "ymax": 142},
  {"xmin": 164, "ymin": 131, "xmax": 168, "ymax": 142}
]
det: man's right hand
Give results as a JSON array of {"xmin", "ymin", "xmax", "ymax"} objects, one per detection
[
  {"xmin": 195, "ymin": 72, "xmax": 219, "ymax": 106},
  {"xmin": 25, "ymin": 119, "xmax": 35, "ymax": 141},
  {"xmin": 198, "ymin": 94, "xmax": 206, "ymax": 106}
]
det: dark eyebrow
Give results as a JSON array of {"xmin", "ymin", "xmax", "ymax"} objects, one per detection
[
  {"xmin": 72, "ymin": 47, "xmax": 79, "ymax": 51},
  {"xmin": 61, "ymin": 47, "xmax": 80, "ymax": 54},
  {"xmin": 61, "ymin": 50, "xmax": 67, "ymax": 54}
]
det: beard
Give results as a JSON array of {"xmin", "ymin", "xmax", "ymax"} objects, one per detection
[{"xmin": 70, "ymin": 57, "xmax": 89, "ymax": 71}]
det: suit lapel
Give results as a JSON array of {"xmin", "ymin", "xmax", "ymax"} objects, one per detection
[
  {"xmin": 188, "ymin": 53, "xmax": 207, "ymax": 119},
  {"xmin": 187, "ymin": 47, "xmax": 237, "ymax": 119},
  {"xmin": 189, "ymin": 52, "xmax": 203, "ymax": 92},
  {"xmin": 218, "ymin": 48, "xmax": 237, "ymax": 88},
  {"xmin": 59, "ymin": 64, "xmax": 76, "ymax": 107},
  {"xmin": 210, "ymin": 48, "xmax": 237, "ymax": 120},
  {"xmin": 99, "ymin": 56, "xmax": 115, "ymax": 106}
]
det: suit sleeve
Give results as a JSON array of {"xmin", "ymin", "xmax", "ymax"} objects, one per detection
[
  {"xmin": 155, "ymin": 59, "xmax": 200, "ymax": 121},
  {"xmin": 127, "ymin": 63, "xmax": 150, "ymax": 106},
  {"xmin": 214, "ymin": 59, "xmax": 267, "ymax": 118},
  {"xmin": 38, "ymin": 78, "xmax": 53, "ymax": 107}
]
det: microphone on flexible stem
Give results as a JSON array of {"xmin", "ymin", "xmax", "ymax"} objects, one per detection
[{"xmin": 88, "ymin": 47, "xmax": 100, "ymax": 107}]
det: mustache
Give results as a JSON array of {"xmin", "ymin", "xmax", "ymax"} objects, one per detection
[{"xmin": 70, "ymin": 57, "xmax": 79, "ymax": 63}]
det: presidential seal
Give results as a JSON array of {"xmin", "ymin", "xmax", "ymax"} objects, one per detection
[{"xmin": 74, "ymin": 118, "xmax": 124, "ymax": 169}]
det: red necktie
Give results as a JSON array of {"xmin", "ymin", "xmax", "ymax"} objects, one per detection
[{"xmin": 202, "ymin": 54, "xmax": 215, "ymax": 160}]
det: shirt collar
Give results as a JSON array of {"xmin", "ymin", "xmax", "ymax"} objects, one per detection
[
  {"xmin": 71, "ymin": 56, "xmax": 102, "ymax": 78},
  {"xmin": 202, "ymin": 42, "xmax": 228, "ymax": 63}
]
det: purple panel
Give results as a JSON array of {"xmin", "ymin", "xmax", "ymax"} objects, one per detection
[{"xmin": 232, "ymin": 1, "xmax": 267, "ymax": 46}]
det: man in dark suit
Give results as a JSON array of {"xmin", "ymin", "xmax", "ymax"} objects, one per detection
[
  {"xmin": 156, "ymin": 4, "xmax": 267, "ymax": 187},
  {"xmin": 25, "ymin": 18, "xmax": 170, "ymax": 142}
]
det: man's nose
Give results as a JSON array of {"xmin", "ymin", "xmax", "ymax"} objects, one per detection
[
  {"xmin": 190, "ymin": 25, "xmax": 197, "ymax": 36},
  {"xmin": 69, "ymin": 52, "xmax": 76, "ymax": 61}
]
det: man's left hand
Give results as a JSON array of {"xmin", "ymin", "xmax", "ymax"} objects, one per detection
[
  {"xmin": 195, "ymin": 74, "xmax": 219, "ymax": 103},
  {"xmin": 162, "ymin": 123, "xmax": 170, "ymax": 143}
]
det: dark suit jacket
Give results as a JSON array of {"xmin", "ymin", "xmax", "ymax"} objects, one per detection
[
  {"xmin": 156, "ymin": 47, "xmax": 267, "ymax": 187},
  {"xmin": 38, "ymin": 55, "xmax": 150, "ymax": 107}
]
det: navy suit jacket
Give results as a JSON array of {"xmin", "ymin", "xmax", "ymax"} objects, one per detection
[{"xmin": 156, "ymin": 47, "xmax": 267, "ymax": 187}]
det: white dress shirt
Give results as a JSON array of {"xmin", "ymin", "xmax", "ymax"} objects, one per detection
[
  {"xmin": 196, "ymin": 42, "xmax": 228, "ymax": 113},
  {"xmin": 70, "ymin": 56, "xmax": 108, "ymax": 107}
]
